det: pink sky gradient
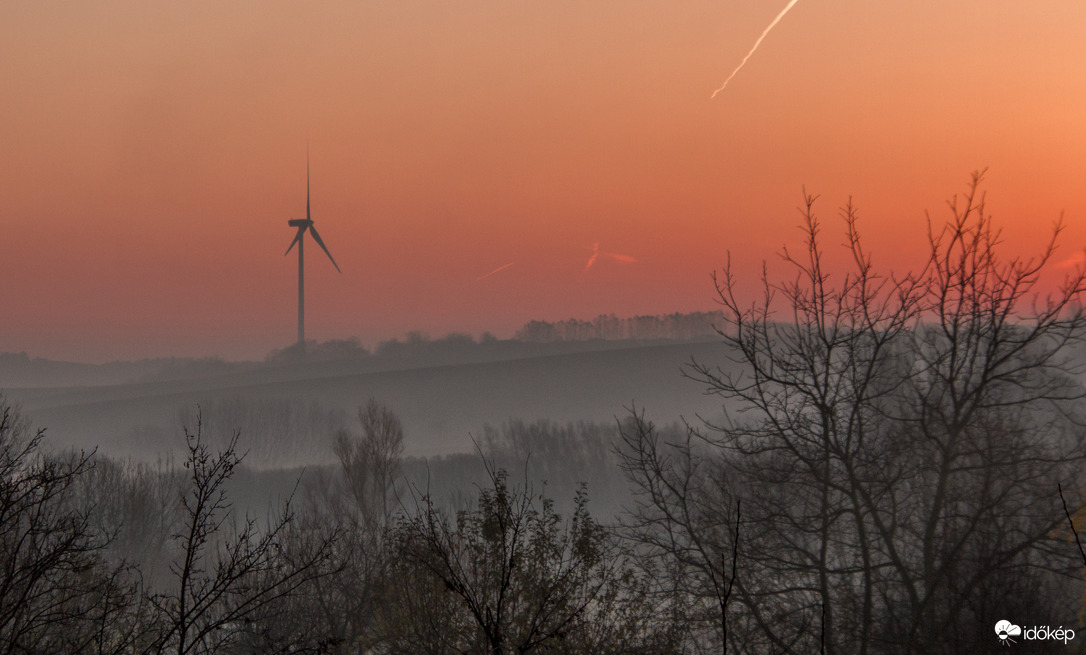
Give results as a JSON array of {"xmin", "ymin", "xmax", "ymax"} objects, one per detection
[{"xmin": 2, "ymin": 1, "xmax": 1084, "ymax": 362}]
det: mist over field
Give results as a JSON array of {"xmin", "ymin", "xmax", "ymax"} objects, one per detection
[
  {"xmin": 3, "ymin": 316, "xmax": 733, "ymax": 527},
  {"xmin": 5, "ymin": 0, "xmax": 1086, "ymax": 650},
  {"xmin": 5, "ymin": 321, "xmax": 728, "ymax": 463}
]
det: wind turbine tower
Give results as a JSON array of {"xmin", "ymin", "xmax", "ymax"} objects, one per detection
[{"xmin": 284, "ymin": 158, "xmax": 341, "ymax": 349}]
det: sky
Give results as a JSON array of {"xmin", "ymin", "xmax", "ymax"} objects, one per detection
[{"xmin": 2, "ymin": 1, "xmax": 1085, "ymax": 362}]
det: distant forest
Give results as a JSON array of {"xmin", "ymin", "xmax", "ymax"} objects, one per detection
[
  {"xmin": 513, "ymin": 311, "xmax": 725, "ymax": 342},
  {"xmin": 0, "ymin": 310, "xmax": 725, "ymax": 388},
  {"xmin": 284, "ymin": 309, "xmax": 727, "ymax": 361}
]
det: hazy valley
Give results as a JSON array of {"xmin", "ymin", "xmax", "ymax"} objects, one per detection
[{"xmin": 5, "ymin": 336, "xmax": 728, "ymax": 466}]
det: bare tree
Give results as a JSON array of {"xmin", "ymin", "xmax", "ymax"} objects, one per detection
[
  {"xmin": 619, "ymin": 412, "xmax": 750, "ymax": 655},
  {"xmin": 76, "ymin": 455, "xmax": 181, "ymax": 592},
  {"xmin": 332, "ymin": 398, "xmax": 405, "ymax": 533},
  {"xmin": 621, "ymin": 173, "xmax": 1086, "ymax": 654},
  {"xmin": 874, "ymin": 171, "xmax": 1086, "ymax": 651},
  {"xmin": 284, "ymin": 398, "xmax": 407, "ymax": 652},
  {"xmin": 0, "ymin": 397, "xmax": 145, "ymax": 654},
  {"xmin": 149, "ymin": 414, "xmax": 337, "ymax": 654},
  {"xmin": 383, "ymin": 457, "xmax": 674, "ymax": 655}
]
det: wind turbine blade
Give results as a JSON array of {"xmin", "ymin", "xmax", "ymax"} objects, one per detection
[
  {"xmin": 285, "ymin": 226, "xmax": 306, "ymax": 255},
  {"xmin": 308, "ymin": 225, "xmax": 341, "ymax": 272},
  {"xmin": 306, "ymin": 149, "xmax": 311, "ymax": 222}
]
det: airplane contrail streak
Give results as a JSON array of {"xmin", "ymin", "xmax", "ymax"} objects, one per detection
[
  {"xmin": 1057, "ymin": 251, "xmax": 1086, "ymax": 269},
  {"xmin": 585, "ymin": 243, "xmax": 637, "ymax": 271},
  {"xmin": 476, "ymin": 262, "xmax": 514, "ymax": 281},
  {"xmin": 585, "ymin": 243, "xmax": 600, "ymax": 271},
  {"xmin": 711, "ymin": 0, "xmax": 801, "ymax": 99}
]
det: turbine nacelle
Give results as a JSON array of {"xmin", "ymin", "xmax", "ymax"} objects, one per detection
[
  {"xmin": 284, "ymin": 206, "xmax": 340, "ymax": 273},
  {"xmin": 284, "ymin": 156, "xmax": 342, "ymax": 348}
]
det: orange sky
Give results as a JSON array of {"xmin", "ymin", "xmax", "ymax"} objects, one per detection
[{"xmin": 2, "ymin": 1, "xmax": 1085, "ymax": 362}]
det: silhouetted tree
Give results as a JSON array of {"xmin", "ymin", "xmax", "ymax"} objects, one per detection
[
  {"xmin": 148, "ymin": 415, "xmax": 337, "ymax": 654},
  {"xmin": 0, "ymin": 397, "xmax": 145, "ymax": 654},
  {"xmin": 382, "ymin": 459, "xmax": 676, "ymax": 654},
  {"xmin": 621, "ymin": 173, "xmax": 1086, "ymax": 654},
  {"xmin": 76, "ymin": 456, "xmax": 181, "ymax": 592},
  {"xmin": 482, "ymin": 419, "xmax": 623, "ymax": 517},
  {"xmin": 290, "ymin": 398, "xmax": 407, "ymax": 652},
  {"xmin": 179, "ymin": 397, "xmax": 348, "ymax": 468},
  {"xmin": 618, "ymin": 414, "xmax": 747, "ymax": 655}
]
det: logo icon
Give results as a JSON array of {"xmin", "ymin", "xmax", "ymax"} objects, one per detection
[{"xmin": 995, "ymin": 620, "xmax": 1022, "ymax": 645}]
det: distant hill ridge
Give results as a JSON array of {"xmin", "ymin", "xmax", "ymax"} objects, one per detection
[
  {"xmin": 9, "ymin": 339, "xmax": 731, "ymax": 463},
  {"xmin": 514, "ymin": 311, "xmax": 726, "ymax": 342},
  {"xmin": 1, "ymin": 310, "xmax": 725, "ymax": 389}
]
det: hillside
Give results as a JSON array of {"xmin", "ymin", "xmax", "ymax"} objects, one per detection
[{"xmin": 7, "ymin": 339, "xmax": 734, "ymax": 466}]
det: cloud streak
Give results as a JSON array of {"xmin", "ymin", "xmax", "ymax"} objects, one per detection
[
  {"xmin": 585, "ymin": 243, "xmax": 637, "ymax": 271},
  {"xmin": 476, "ymin": 262, "xmax": 515, "ymax": 281},
  {"xmin": 1057, "ymin": 251, "xmax": 1086, "ymax": 269},
  {"xmin": 711, "ymin": 0, "xmax": 802, "ymax": 99}
]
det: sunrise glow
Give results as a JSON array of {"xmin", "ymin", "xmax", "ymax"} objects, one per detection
[{"xmin": 2, "ymin": 1, "xmax": 1084, "ymax": 361}]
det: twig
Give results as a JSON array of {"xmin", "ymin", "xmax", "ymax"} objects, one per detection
[
  {"xmin": 820, "ymin": 600, "xmax": 826, "ymax": 655},
  {"xmin": 721, "ymin": 498, "xmax": 741, "ymax": 655},
  {"xmin": 1058, "ymin": 483, "xmax": 1086, "ymax": 567}
]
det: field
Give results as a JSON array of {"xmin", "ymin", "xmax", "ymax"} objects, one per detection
[{"xmin": 6, "ymin": 338, "xmax": 728, "ymax": 465}]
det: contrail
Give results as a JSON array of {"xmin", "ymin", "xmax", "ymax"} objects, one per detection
[
  {"xmin": 1057, "ymin": 251, "xmax": 1086, "ymax": 269},
  {"xmin": 476, "ymin": 262, "xmax": 514, "ymax": 281},
  {"xmin": 585, "ymin": 243, "xmax": 600, "ymax": 271},
  {"xmin": 711, "ymin": 0, "xmax": 801, "ymax": 99},
  {"xmin": 585, "ymin": 243, "xmax": 637, "ymax": 271}
]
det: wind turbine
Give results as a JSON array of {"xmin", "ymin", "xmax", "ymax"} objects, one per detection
[{"xmin": 285, "ymin": 157, "xmax": 341, "ymax": 349}]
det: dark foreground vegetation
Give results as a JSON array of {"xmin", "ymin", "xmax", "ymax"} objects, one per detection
[{"xmin": 4, "ymin": 174, "xmax": 1086, "ymax": 653}]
